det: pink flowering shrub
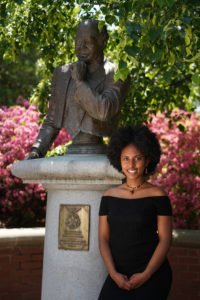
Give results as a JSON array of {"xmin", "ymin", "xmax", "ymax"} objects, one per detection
[
  {"xmin": 1, "ymin": 100, "xmax": 199, "ymax": 229},
  {"xmin": 149, "ymin": 109, "xmax": 200, "ymax": 229},
  {"xmin": 0, "ymin": 99, "xmax": 71, "ymax": 227}
]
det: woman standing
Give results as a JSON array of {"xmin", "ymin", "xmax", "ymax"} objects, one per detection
[{"xmin": 98, "ymin": 126, "xmax": 172, "ymax": 299}]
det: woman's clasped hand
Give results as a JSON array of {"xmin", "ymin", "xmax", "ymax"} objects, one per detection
[
  {"xmin": 111, "ymin": 271, "xmax": 150, "ymax": 290},
  {"xmin": 111, "ymin": 272, "xmax": 132, "ymax": 290}
]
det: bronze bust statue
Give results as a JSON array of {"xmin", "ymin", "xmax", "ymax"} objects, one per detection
[{"xmin": 27, "ymin": 19, "xmax": 130, "ymax": 158}]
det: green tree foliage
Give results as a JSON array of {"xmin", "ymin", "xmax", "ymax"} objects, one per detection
[
  {"xmin": 0, "ymin": 0, "xmax": 78, "ymax": 115},
  {"xmin": 0, "ymin": 52, "xmax": 41, "ymax": 106},
  {"xmin": 1, "ymin": 0, "xmax": 200, "ymax": 124}
]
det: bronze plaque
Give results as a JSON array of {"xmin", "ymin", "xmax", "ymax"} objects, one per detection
[{"xmin": 58, "ymin": 205, "xmax": 90, "ymax": 251}]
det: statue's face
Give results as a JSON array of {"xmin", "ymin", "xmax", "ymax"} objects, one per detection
[{"xmin": 75, "ymin": 25, "xmax": 104, "ymax": 64}]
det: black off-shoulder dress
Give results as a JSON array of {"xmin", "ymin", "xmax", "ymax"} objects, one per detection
[{"xmin": 98, "ymin": 195, "xmax": 172, "ymax": 300}]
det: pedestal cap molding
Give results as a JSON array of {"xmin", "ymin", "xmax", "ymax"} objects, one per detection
[{"xmin": 11, "ymin": 154, "xmax": 124, "ymax": 183}]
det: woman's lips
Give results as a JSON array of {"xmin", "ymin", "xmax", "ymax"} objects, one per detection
[{"xmin": 127, "ymin": 169, "xmax": 137, "ymax": 174}]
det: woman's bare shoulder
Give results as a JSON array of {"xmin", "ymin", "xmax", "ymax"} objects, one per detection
[
  {"xmin": 103, "ymin": 185, "xmax": 123, "ymax": 197},
  {"xmin": 145, "ymin": 183, "xmax": 167, "ymax": 196}
]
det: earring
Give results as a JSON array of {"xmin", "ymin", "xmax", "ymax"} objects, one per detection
[{"xmin": 145, "ymin": 167, "xmax": 148, "ymax": 175}]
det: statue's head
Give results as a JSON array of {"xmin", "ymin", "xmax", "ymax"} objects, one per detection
[{"xmin": 75, "ymin": 19, "xmax": 108, "ymax": 64}]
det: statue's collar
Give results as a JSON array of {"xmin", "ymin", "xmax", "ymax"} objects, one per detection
[
  {"xmin": 86, "ymin": 59, "xmax": 107, "ymax": 88},
  {"xmin": 87, "ymin": 57, "xmax": 105, "ymax": 75}
]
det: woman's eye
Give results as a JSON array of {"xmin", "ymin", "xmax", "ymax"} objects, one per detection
[
  {"xmin": 135, "ymin": 156, "xmax": 142, "ymax": 161},
  {"xmin": 123, "ymin": 157, "xmax": 129, "ymax": 161}
]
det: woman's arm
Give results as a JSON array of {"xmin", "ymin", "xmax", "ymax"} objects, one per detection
[
  {"xmin": 99, "ymin": 216, "xmax": 131, "ymax": 291},
  {"xmin": 129, "ymin": 215, "xmax": 172, "ymax": 289}
]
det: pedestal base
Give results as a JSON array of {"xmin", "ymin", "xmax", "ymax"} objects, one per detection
[
  {"xmin": 11, "ymin": 154, "xmax": 124, "ymax": 300},
  {"xmin": 42, "ymin": 188, "xmax": 107, "ymax": 300}
]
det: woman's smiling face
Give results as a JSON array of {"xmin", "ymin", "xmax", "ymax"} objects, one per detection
[{"xmin": 120, "ymin": 144, "xmax": 148, "ymax": 180}]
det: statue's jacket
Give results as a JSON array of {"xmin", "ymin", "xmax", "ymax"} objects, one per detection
[{"xmin": 32, "ymin": 58, "xmax": 130, "ymax": 156}]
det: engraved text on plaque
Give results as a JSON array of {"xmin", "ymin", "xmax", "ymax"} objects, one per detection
[{"xmin": 58, "ymin": 205, "xmax": 90, "ymax": 251}]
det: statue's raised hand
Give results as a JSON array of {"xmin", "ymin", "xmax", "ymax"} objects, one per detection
[{"xmin": 70, "ymin": 61, "xmax": 87, "ymax": 82}]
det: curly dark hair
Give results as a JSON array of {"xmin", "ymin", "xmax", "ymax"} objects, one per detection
[{"xmin": 107, "ymin": 125, "xmax": 161, "ymax": 175}]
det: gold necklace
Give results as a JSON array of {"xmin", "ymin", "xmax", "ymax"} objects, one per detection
[{"xmin": 126, "ymin": 181, "xmax": 145, "ymax": 194}]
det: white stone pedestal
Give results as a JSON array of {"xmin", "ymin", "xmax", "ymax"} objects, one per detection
[{"xmin": 12, "ymin": 154, "xmax": 123, "ymax": 300}]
